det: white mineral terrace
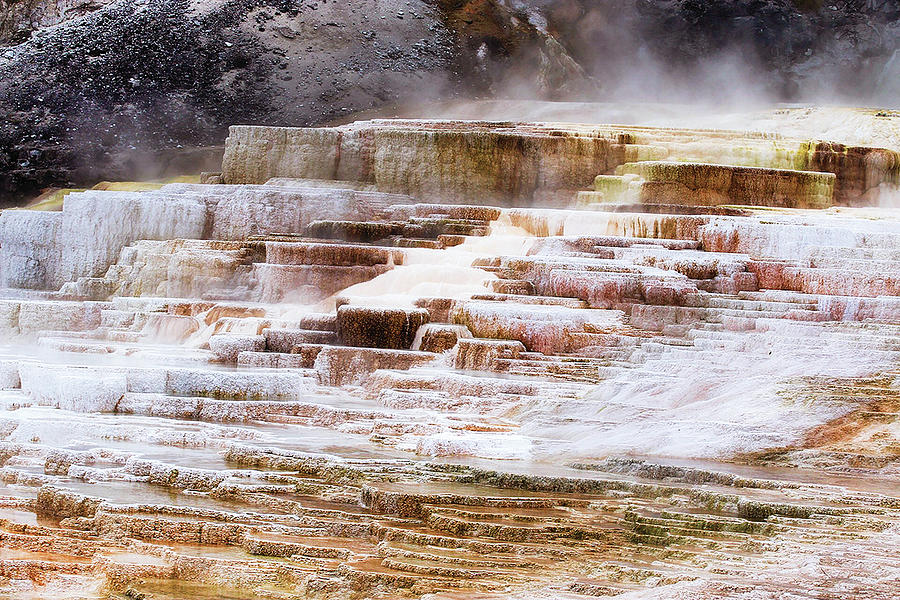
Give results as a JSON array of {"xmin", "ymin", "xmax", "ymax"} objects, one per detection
[{"xmin": 0, "ymin": 118, "xmax": 899, "ymax": 599}]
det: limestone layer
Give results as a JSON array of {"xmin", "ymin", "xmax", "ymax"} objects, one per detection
[
  {"xmin": 617, "ymin": 161, "xmax": 836, "ymax": 209},
  {"xmin": 222, "ymin": 120, "xmax": 900, "ymax": 207}
]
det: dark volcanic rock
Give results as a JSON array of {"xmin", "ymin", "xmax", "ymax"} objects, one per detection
[
  {"xmin": 0, "ymin": 0, "xmax": 460, "ymax": 203},
  {"xmin": 624, "ymin": 0, "xmax": 900, "ymax": 103},
  {"xmin": 0, "ymin": 1, "xmax": 114, "ymax": 46}
]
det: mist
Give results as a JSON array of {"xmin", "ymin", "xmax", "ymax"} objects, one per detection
[{"xmin": 482, "ymin": 0, "xmax": 900, "ymax": 108}]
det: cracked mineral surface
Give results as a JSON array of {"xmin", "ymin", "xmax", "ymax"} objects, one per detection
[{"xmin": 1, "ymin": 113, "xmax": 900, "ymax": 599}]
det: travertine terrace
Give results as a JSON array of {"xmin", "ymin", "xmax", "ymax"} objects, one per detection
[{"xmin": 1, "ymin": 117, "xmax": 900, "ymax": 599}]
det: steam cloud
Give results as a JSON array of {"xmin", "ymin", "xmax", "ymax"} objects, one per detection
[{"xmin": 462, "ymin": 0, "xmax": 899, "ymax": 109}]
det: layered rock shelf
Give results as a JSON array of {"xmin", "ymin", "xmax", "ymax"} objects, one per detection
[
  {"xmin": 1, "ymin": 118, "xmax": 900, "ymax": 599},
  {"xmin": 222, "ymin": 120, "xmax": 900, "ymax": 206}
]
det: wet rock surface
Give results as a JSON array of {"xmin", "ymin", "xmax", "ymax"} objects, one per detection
[
  {"xmin": 1, "ymin": 116, "xmax": 900, "ymax": 597},
  {"xmin": 337, "ymin": 305, "xmax": 430, "ymax": 350}
]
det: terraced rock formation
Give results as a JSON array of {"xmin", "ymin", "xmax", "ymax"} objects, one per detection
[
  {"xmin": 1, "ymin": 118, "xmax": 900, "ymax": 598},
  {"xmin": 223, "ymin": 120, "xmax": 900, "ymax": 206}
]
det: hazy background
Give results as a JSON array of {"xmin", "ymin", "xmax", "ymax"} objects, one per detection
[{"xmin": 0, "ymin": 0, "xmax": 898, "ymax": 204}]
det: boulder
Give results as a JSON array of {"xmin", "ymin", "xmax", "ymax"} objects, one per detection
[
  {"xmin": 450, "ymin": 300, "xmax": 625, "ymax": 354},
  {"xmin": 412, "ymin": 324, "xmax": 473, "ymax": 353},
  {"xmin": 454, "ymin": 338, "xmax": 525, "ymax": 371},
  {"xmin": 336, "ymin": 305, "xmax": 430, "ymax": 350},
  {"xmin": 313, "ymin": 346, "xmax": 435, "ymax": 386},
  {"xmin": 264, "ymin": 328, "xmax": 337, "ymax": 353}
]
